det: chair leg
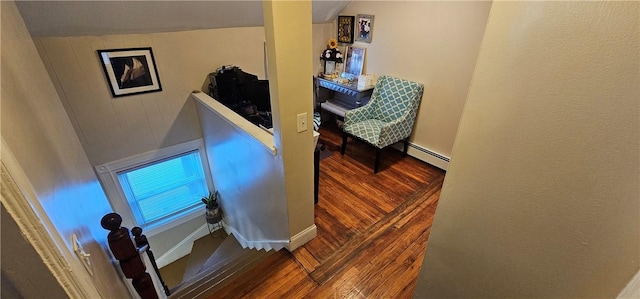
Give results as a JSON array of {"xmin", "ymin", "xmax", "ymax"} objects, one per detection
[
  {"xmin": 341, "ymin": 132, "xmax": 348, "ymax": 155},
  {"xmin": 403, "ymin": 138, "xmax": 410, "ymax": 157},
  {"xmin": 374, "ymin": 147, "xmax": 382, "ymax": 173}
]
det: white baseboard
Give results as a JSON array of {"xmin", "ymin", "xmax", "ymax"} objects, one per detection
[
  {"xmin": 286, "ymin": 224, "xmax": 317, "ymax": 251},
  {"xmin": 156, "ymin": 224, "xmax": 209, "ymax": 268},
  {"xmin": 222, "ymin": 221, "xmax": 288, "ymax": 252},
  {"xmin": 392, "ymin": 142, "xmax": 450, "ymax": 170},
  {"xmin": 618, "ymin": 268, "xmax": 640, "ymax": 299}
]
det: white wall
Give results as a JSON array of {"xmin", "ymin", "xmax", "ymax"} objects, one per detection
[
  {"xmin": 33, "ymin": 23, "xmax": 332, "ymax": 256},
  {"xmin": 339, "ymin": 1, "xmax": 492, "ymax": 164},
  {"xmin": 263, "ymin": 0, "xmax": 316, "ymax": 249},
  {"xmin": 195, "ymin": 96, "xmax": 290, "ymax": 246},
  {"xmin": 35, "ymin": 27, "xmax": 267, "ymax": 166},
  {"xmin": 35, "ymin": 24, "xmax": 333, "ymax": 167},
  {"xmin": 0, "ymin": 2, "xmax": 130, "ymax": 297},
  {"xmin": 417, "ymin": 1, "xmax": 639, "ymax": 297},
  {"xmin": 313, "ymin": 23, "xmax": 335, "ymax": 75}
]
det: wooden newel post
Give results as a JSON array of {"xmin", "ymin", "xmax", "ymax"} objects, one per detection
[
  {"xmin": 101, "ymin": 213, "xmax": 158, "ymax": 299},
  {"xmin": 132, "ymin": 226, "xmax": 170, "ymax": 296}
]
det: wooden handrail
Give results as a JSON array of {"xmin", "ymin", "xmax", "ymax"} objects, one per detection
[
  {"xmin": 132, "ymin": 226, "xmax": 170, "ymax": 296},
  {"xmin": 101, "ymin": 213, "xmax": 159, "ymax": 299}
]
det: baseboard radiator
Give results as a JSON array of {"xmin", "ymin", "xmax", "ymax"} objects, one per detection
[{"xmin": 392, "ymin": 142, "xmax": 450, "ymax": 170}]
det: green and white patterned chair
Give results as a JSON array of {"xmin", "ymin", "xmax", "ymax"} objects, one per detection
[{"xmin": 340, "ymin": 75, "xmax": 424, "ymax": 173}]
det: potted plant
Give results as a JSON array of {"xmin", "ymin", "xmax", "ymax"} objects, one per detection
[{"xmin": 202, "ymin": 191, "xmax": 222, "ymax": 224}]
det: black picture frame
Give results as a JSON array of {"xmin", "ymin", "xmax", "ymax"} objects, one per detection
[
  {"xmin": 337, "ymin": 15, "xmax": 355, "ymax": 44},
  {"xmin": 97, "ymin": 47, "xmax": 162, "ymax": 97}
]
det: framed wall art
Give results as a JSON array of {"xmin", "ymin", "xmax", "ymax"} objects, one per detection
[
  {"xmin": 344, "ymin": 46, "xmax": 366, "ymax": 79},
  {"xmin": 356, "ymin": 14, "xmax": 374, "ymax": 43},
  {"xmin": 337, "ymin": 15, "xmax": 355, "ymax": 44},
  {"xmin": 97, "ymin": 47, "xmax": 162, "ymax": 97}
]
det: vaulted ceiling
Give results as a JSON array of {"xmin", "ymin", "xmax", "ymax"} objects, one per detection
[{"xmin": 16, "ymin": 1, "xmax": 350, "ymax": 37}]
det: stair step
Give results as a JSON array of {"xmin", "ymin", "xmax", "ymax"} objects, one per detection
[
  {"xmin": 182, "ymin": 233, "xmax": 228, "ymax": 281},
  {"xmin": 169, "ymin": 234, "xmax": 273, "ymax": 298},
  {"xmin": 195, "ymin": 233, "xmax": 246, "ymax": 276}
]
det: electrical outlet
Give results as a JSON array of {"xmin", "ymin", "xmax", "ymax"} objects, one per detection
[
  {"xmin": 72, "ymin": 234, "xmax": 94, "ymax": 276},
  {"xmin": 297, "ymin": 112, "xmax": 308, "ymax": 132}
]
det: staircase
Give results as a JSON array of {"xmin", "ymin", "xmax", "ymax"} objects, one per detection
[{"xmin": 168, "ymin": 232, "xmax": 273, "ymax": 299}]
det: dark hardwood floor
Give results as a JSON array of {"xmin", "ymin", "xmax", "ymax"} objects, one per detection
[{"xmin": 208, "ymin": 121, "xmax": 445, "ymax": 298}]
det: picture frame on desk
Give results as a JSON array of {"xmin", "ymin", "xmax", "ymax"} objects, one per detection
[
  {"xmin": 344, "ymin": 46, "xmax": 365, "ymax": 80},
  {"xmin": 97, "ymin": 47, "xmax": 162, "ymax": 98}
]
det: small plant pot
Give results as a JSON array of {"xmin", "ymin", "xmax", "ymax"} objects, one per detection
[{"xmin": 205, "ymin": 207, "xmax": 221, "ymax": 224}]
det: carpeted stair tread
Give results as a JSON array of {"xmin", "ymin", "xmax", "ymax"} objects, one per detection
[
  {"xmin": 169, "ymin": 235, "xmax": 273, "ymax": 298},
  {"xmin": 181, "ymin": 233, "xmax": 228, "ymax": 282},
  {"xmin": 195, "ymin": 234, "xmax": 247, "ymax": 276}
]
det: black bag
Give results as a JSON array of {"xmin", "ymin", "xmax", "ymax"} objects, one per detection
[{"xmin": 207, "ymin": 66, "xmax": 273, "ymax": 128}]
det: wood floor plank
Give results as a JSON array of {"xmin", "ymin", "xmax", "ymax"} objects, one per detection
[
  {"xmin": 303, "ymin": 266, "xmax": 366, "ymax": 299},
  {"xmin": 394, "ymin": 190, "xmax": 440, "ymax": 229},
  {"xmin": 360, "ymin": 219, "xmax": 432, "ymax": 297},
  {"xmin": 290, "ymin": 247, "xmax": 320, "ymax": 273},
  {"xmin": 319, "ymin": 178, "xmax": 382, "ymax": 228},
  {"xmin": 309, "ymin": 178, "xmax": 443, "ymax": 285},
  {"xmin": 279, "ymin": 275, "xmax": 317, "ymax": 298},
  {"xmin": 207, "ymin": 123, "xmax": 446, "ymax": 299},
  {"xmin": 317, "ymin": 196, "xmax": 435, "ymax": 298},
  {"xmin": 211, "ymin": 250, "xmax": 296, "ymax": 299},
  {"xmin": 239, "ymin": 255, "xmax": 307, "ymax": 298},
  {"xmin": 305, "ymin": 206, "xmax": 355, "ymax": 260}
]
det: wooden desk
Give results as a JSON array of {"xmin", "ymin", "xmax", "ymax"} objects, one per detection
[{"xmin": 317, "ymin": 77, "xmax": 374, "ymax": 117}]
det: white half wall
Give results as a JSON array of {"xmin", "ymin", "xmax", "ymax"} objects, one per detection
[{"xmin": 194, "ymin": 93, "xmax": 290, "ymax": 249}]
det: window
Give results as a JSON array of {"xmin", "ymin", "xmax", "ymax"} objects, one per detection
[
  {"xmin": 96, "ymin": 140, "xmax": 213, "ymax": 235},
  {"xmin": 118, "ymin": 151, "xmax": 207, "ymax": 224}
]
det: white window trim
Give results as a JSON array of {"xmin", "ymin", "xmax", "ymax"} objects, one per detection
[{"xmin": 95, "ymin": 139, "xmax": 214, "ymax": 237}]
